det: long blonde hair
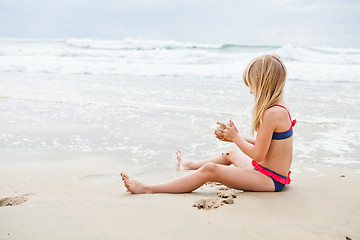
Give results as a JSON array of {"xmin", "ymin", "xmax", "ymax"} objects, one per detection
[{"xmin": 243, "ymin": 54, "xmax": 287, "ymax": 134}]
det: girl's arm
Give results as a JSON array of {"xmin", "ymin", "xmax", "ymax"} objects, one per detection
[
  {"xmin": 243, "ymin": 136, "xmax": 255, "ymax": 145},
  {"xmin": 222, "ymin": 110, "xmax": 277, "ymax": 161}
]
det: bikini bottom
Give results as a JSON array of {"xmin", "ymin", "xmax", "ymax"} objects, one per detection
[{"xmin": 252, "ymin": 160, "xmax": 291, "ymax": 192}]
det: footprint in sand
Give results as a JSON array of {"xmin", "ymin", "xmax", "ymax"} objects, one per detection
[{"xmin": 0, "ymin": 193, "xmax": 35, "ymax": 207}]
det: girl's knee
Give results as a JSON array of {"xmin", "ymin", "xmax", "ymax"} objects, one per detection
[
  {"xmin": 227, "ymin": 149, "xmax": 237, "ymax": 156},
  {"xmin": 200, "ymin": 162, "xmax": 218, "ymax": 173},
  {"xmin": 222, "ymin": 149, "xmax": 236, "ymax": 160}
]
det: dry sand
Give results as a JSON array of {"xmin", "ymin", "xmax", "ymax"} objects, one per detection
[{"xmin": 0, "ymin": 150, "xmax": 359, "ymax": 240}]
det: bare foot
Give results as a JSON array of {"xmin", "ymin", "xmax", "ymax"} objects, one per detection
[
  {"xmin": 121, "ymin": 173, "xmax": 150, "ymax": 194},
  {"xmin": 176, "ymin": 151, "xmax": 192, "ymax": 170}
]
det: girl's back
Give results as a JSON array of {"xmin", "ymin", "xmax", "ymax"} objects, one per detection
[{"xmin": 261, "ymin": 104, "xmax": 295, "ymax": 176}]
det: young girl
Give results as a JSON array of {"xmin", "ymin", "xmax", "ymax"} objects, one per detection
[{"xmin": 121, "ymin": 54, "xmax": 295, "ymax": 193}]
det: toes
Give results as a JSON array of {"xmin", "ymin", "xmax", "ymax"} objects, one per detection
[
  {"xmin": 121, "ymin": 173, "xmax": 129, "ymax": 180},
  {"xmin": 123, "ymin": 178, "xmax": 131, "ymax": 190},
  {"xmin": 176, "ymin": 151, "xmax": 182, "ymax": 159}
]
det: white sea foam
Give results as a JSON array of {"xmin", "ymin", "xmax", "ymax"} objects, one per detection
[
  {"xmin": 1, "ymin": 38, "xmax": 359, "ymax": 82},
  {"xmin": 276, "ymin": 44, "xmax": 360, "ymax": 65}
]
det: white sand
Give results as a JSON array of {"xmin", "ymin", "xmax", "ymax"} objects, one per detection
[{"xmin": 0, "ymin": 150, "xmax": 359, "ymax": 240}]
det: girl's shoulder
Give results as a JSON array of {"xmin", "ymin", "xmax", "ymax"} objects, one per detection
[
  {"xmin": 263, "ymin": 105, "xmax": 286, "ymax": 121},
  {"xmin": 264, "ymin": 104, "xmax": 292, "ymax": 131},
  {"xmin": 263, "ymin": 105, "xmax": 290, "ymax": 125}
]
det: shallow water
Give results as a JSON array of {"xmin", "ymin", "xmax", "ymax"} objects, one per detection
[{"xmin": 1, "ymin": 38, "xmax": 359, "ymax": 173}]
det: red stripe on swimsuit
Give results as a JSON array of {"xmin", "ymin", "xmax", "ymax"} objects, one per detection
[{"xmin": 252, "ymin": 160, "xmax": 291, "ymax": 185}]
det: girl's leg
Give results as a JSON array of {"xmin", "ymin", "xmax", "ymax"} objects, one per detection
[
  {"xmin": 121, "ymin": 162, "xmax": 275, "ymax": 194},
  {"xmin": 177, "ymin": 149, "xmax": 252, "ymax": 170}
]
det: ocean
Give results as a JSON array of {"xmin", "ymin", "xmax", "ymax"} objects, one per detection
[{"xmin": 0, "ymin": 38, "xmax": 359, "ymax": 173}]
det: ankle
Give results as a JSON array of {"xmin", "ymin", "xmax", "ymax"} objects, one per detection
[{"xmin": 144, "ymin": 185, "xmax": 153, "ymax": 194}]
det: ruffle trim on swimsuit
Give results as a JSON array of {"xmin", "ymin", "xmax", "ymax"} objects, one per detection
[{"xmin": 252, "ymin": 160, "xmax": 291, "ymax": 185}]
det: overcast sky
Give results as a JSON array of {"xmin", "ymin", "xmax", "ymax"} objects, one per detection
[{"xmin": 0, "ymin": 0, "xmax": 359, "ymax": 47}]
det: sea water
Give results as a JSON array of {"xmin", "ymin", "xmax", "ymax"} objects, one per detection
[{"xmin": 0, "ymin": 38, "xmax": 359, "ymax": 172}]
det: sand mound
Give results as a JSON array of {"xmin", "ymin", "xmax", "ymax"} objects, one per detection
[
  {"xmin": 193, "ymin": 189, "xmax": 237, "ymax": 210},
  {"xmin": 0, "ymin": 193, "xmax": 34, "ymax": 207}
]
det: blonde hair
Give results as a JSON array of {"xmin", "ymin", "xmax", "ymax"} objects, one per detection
[{"xmin": 243, "ymin": 54, "xmax": 287, "ymax": 134}]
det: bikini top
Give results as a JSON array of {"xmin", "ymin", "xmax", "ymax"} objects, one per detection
[{"xmin": 272, "ymin": 104, "xmax": 297, "ymax": 140}]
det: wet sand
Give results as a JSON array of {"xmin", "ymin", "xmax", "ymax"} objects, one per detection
[{"xmin": 0, "ymin": 150, "xmax": 359, "ymax": 240}]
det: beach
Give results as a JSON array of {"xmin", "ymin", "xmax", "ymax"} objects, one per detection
[
  {"xmin": 1, "ymin": 38, "xmax": 360, "ymax": 239},
  {"xmin": 1, "ymin": 150, "xmax": 359, "ymax": 240}
]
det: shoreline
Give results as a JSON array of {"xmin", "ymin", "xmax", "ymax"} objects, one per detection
[{"xmin": 0, "ymin": 150, "xmax": 359, "ymax": 240}]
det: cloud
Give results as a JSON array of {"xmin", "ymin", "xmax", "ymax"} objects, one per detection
[{"xmin": 0, "ymin": 0, "xmax": 359, "ymax": 47}]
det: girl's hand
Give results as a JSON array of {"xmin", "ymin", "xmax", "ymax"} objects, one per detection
[
  {"xmin": 214, "ymin": 122, "xmax": 229, "ymax": 141},
  {"xmin": 214, "ymin": 120, "xmax": 239, "ymax": 142},
  {"xmin": 222, "ymin": 120, "xmax": 239, "ymax": 142}
]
